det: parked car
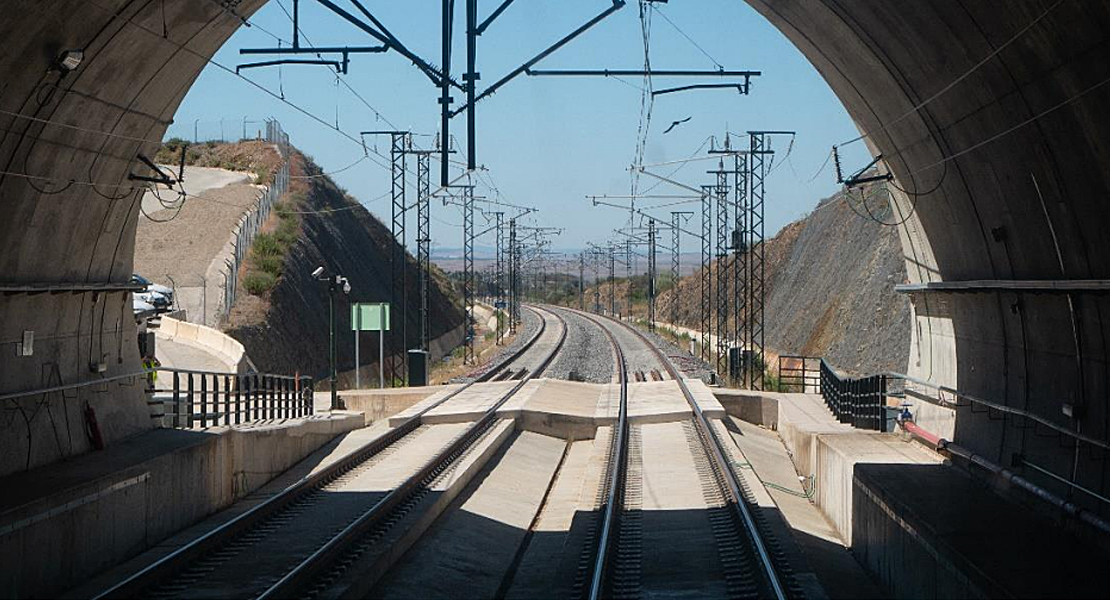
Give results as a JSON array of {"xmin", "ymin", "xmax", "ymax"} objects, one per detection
[
  {"xmin": 136, "ymin": 289, "xmax": 171, "ymax": 311},
  {"xmin": 132, "ymin": 296, "xmax": 157, "ymax": 319},
  {"xmin": 131, "ymin": 274, "xmax": 174, "ymax": 305}
]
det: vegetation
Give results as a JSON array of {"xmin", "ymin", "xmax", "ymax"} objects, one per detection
[
  {"xmin": 242, "ymin": 200, "xmax": 303, "ymax": 295},
  {"xmin": 243, "ymin": 271, "xmax": 277, "ymax": 295},
  {"xmin": 153, "ymin": 138, "xmax": 279, "ymax": 185}
]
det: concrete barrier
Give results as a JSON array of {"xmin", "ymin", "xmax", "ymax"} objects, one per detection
[
  {"xmin": 157, "ymin": 316, "xmax": 254, "ymax": 374},
  {"xmin": 0, "ymin": 412, "xmax": 362, "ymax": 598}
]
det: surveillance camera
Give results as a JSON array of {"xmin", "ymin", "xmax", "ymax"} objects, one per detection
[{"xmin": 311, "ymin": 266, "xmax": 325, "ymax": 278}]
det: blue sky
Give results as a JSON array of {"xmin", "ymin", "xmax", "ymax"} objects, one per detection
[{"xmin": 168, "ymin": 0, "xmax": 872, "ymax": 252}]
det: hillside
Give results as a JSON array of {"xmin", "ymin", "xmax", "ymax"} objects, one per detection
[
  {"xmin": 223, "ymin": 150, "xmax": 465, "ymax": 381},
  {"xmin": 589, "ymin": 188, "xmax": 911, "ymax": 377}
]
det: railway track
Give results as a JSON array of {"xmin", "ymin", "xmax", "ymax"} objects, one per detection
[
  {"xmin": 562, "ymin": 307, "xmax": 802, "ymax": 600},
  {"xmin": 95, "ymin": 307, "xmax": 567, "ymax": 600}
]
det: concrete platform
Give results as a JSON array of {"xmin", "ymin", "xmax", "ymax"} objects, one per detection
[
  {"xmin": 0, "ymin": 412, "xmax": 363, "ymax": 598},
  {"xmin": 421, "ymin": 380, "xmax": 531, "ymax": 425},
  {"xmin": 323, "ymin": 385, "xmax": 462, "ymax": 425},
  {"xmin": 498, "ymin": 379, "xmax": 605, "ymax": 440},
  {"xmin": 380, "ymin": 379, "xmax": 724, "ymax": 440}
]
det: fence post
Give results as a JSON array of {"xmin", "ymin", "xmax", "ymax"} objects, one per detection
[
  {"xmin": 200, "ymin": 374, "xmax": 208, "ymax": 428},
  {"xmin": 186, "ymin": 374, "xmax": 195, "ymax": 428},
  {"xmin": 267, "ymin": 375, "xmax": 275, "ymax": 419},
  {"xmin": 224, "ymin": 375, "xmax": 231, "ymax": 426},
  {"xmin": 235, "ymin": 375, "xmax": 242, "ymax": 425},
  {"xmin": 282, "ymin": 378, "xmax": 289, "ymax": 419},
  {"xmin": 172, "ymin": 372, "xmax": 181, "ymax": 428}
]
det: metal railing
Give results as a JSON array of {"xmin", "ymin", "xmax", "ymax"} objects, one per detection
[
  {"xmin": 777, "ymin": 355, "xmax": 821, "ymax": 393},
  {"xmin": 151, "ymin": 367, "xmax": 313, "ymax": 429},
  {"xmin": 777, "ymin": 355, "xmax": 887, "ymax": 431}
]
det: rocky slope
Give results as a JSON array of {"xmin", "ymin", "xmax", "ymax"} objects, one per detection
[
  {"xmin": 225, "ymin": 151, "xmax": 465, "ymax": 380},
  {"xmin": 622, "ymin": 189, "xmax": 911, "ymax": 376}
]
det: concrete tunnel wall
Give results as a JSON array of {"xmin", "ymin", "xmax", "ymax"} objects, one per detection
[
  {"xmin": 0, "ymin": 0, "xmax": 269, "ymax": 477},
  {"xmin": 746, "ymin": 0, "xmax": 1110, "ymax": 510},
  {"xmin": 1, "ymin": 0, "xmax": 1108, "ymax": 513}
]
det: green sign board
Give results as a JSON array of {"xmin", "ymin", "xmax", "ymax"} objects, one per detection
[{"xmin": 351, "ymin": 302, "xmax": 390, "ymax": 332}]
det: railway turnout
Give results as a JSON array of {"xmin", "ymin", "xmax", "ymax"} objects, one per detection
[{"xmin": 91, "ymin": 304, "xmax": 811, "ymax": 600}]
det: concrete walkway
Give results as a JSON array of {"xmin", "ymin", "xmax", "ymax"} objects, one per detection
[
  {"xmin": 155, "ymin": 337, "xmax": 228, "ymax": 374},
  {"xmin": 725, "ymin": 417, "xmax": 885, "ymax": 599},
  {"xmin": 140, "ymin": 166, "xmax": 251, "ymax": 216}
]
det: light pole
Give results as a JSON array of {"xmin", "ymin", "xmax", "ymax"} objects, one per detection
[{"xmin": 314, "ymin": 266, "xmax": 350, "ymax": 411}]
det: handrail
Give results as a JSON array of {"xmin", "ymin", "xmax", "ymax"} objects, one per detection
[
  {"xmin": 0, "ymin": 370, "xmax": 148, "ymax": 402},
  {"xmin": 882, "ymin": 370, "xmax": 1110, "ymax": 453},
  {"xmin": 778, "ymin": 355, "xmax": 1110, "ymax": 470},
  {"xmin": 0, "ymin": 366, "xmax": 306, "ymax": 403}
]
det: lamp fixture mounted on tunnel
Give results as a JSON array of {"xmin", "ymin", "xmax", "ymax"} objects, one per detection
[{"xmin": 54, "ymin": 49, "xmax": 84, "ymax": 73}]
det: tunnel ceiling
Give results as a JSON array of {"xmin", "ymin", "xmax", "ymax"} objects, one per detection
[{"xmin": 1, "ymin": 0, "xmax": 1108, "ymax": 499}]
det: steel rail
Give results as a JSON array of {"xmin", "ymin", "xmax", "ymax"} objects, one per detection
[
  {"xmin": 599, "ymin": 312, "xmax": 789, "ymax": 600},
  {"xmin": 93, "ymin": 307, "xmax": 559, "ymax": 600},
  {"xmin": 258, "ymin": 305, "xmax": 567, "ymax": 599},
  {"xmin": 547, "ymin": 306, "xmax": 628, "ymax": 600}
]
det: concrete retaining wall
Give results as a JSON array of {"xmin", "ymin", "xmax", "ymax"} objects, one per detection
[
  {"xmin": 157, "ymin": 316, "xmax": 253, "ymax": 373},
  {"xmin": 0, "ymin": 413, "xmax": 361, "ymax": 598}
]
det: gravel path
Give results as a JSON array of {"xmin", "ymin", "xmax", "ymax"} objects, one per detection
[
  {"xmin": 545, "ymin": 307, "xmax": 615, "ymax": 383},
  {"xmin": 450, "ymin": 308, "xmax": 542, "ymax": 383},
  {"xmin": 638, "ymin": 328, "xmax": 716, "ymax": 384},
  {"xmin": 568, "ymin": 310, "xmax": 666, "ymax": 378}
]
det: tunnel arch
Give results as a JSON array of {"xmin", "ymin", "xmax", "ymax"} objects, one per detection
[{"xmin": 1, "ymin": 0, "xmax": 1108, "ymax": 510}]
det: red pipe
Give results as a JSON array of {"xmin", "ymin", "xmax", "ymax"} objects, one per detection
[{"xmin": 900, "ymin": 420, "xmax": 941, "ymax": 447}]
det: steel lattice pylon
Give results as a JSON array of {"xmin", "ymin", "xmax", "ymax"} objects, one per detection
[
  {"xmin": 508, "ymin": 218, "xmax": 518, "ymax": 333},
  {"xmin": 733, "ymin": 151, "xmax": 749, "ymax": 383},
  {"xmin": 748, "ymin": 133, "xmax": 770, "ymax": 390},
  {"xmin": 671, "ymin": 212, "xmax": 682, "ymax": 324},
  {"xmin": 700, "ymin": 185, "xmax": 712, "ymax": 362},
  {"xmin": 713, "ymin": 162, "xmax": 731, "ymax": 377},
  {"xmin": 463, "ymin": 185, "xmax": 475, "ymax": 365},
  {"xmin": 389, "ymin": 133, "xmax": 409, "ymax": 385},
  {"xmin": 417, "ymin": 152, "xmax": 431, "ymax": 353},
  {"xmin": 592, "ymin": 249, "xmax": 601, "ymax": 313},
  {"xmin": 624, "ymin": 240, "xmax": 632, "ymax": 318},
  {"xmin": 494, "ymin": 212, "xmax": 505, "ymax": 344},
  {"xmin": 608, "ymin": 244, "xmax": 616, "ymax": 317},
  {"xmin": 648, "ymin": 219, "xmax": 657, "ymax": 331},
  {"xmin": 579, "ymin": 252, "xmax": 586, "ymax": 310}
]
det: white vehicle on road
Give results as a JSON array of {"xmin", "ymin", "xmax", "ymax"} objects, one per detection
[
  {"xmin": 132, "ymin": 296, "xmax": 157, "ymax": 320},
  {"xmin": 131, "ymin": 273, "xmax": 173, "ymax": 300}
]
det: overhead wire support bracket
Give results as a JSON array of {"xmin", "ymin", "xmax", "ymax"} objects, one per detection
[
  {"xmin": 834, "ymin": 146, "xmax": 893, "ymax": 188},
  {"xmin": 475, "ymin": 0, "xmax": 519, "ymax": 35},
  {"xmin": 237, "ymin": 45, "xmax": 387, "ymax": 75},
  {"xmin": 312, "ymin": 0, "xmax": 462, "ymax": 90},
  {"xmin": 128, "ymin": 149, "xmax": 185, "ymax": 187},
  {"xmin": 652, "ymin": 81, "xmax": 752, "ymax": 97},
  {"xmin": 236, "ymin": 58, "xmax": 345, "ymax": 74},
  {"xmin": 450, "ymin": 0, "xmax": 627, "ymax": 118},
  {"xmin": 526, "ymin": 68, "xmax": 761, "ymax": 77}
]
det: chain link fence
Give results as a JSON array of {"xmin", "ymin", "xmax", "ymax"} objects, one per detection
[{"xmin": 218, "ymin": 119, "xmax": 291, "ymax": 323}]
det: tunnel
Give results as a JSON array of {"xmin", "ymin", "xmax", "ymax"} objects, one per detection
[{"xmin": 1, "ymin": 0, "xmax": 1108, "ymax": 515}]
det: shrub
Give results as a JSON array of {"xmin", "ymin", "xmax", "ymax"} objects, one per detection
[
  {"xmin": 252, "ymin": 233, "xmax": 283, "ymax": 258},
  {"xmin": 254, "ymin": 253, "xmax": 284, "ymax": 276},
  {"xmin": 243, "ymin": 271, "xmax": 277, "ymax": 295}
]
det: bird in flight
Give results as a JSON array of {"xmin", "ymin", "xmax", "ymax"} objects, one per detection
[{"xmin": 663, "ymin": 116, "xmax": 692, "ymax": 134}]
